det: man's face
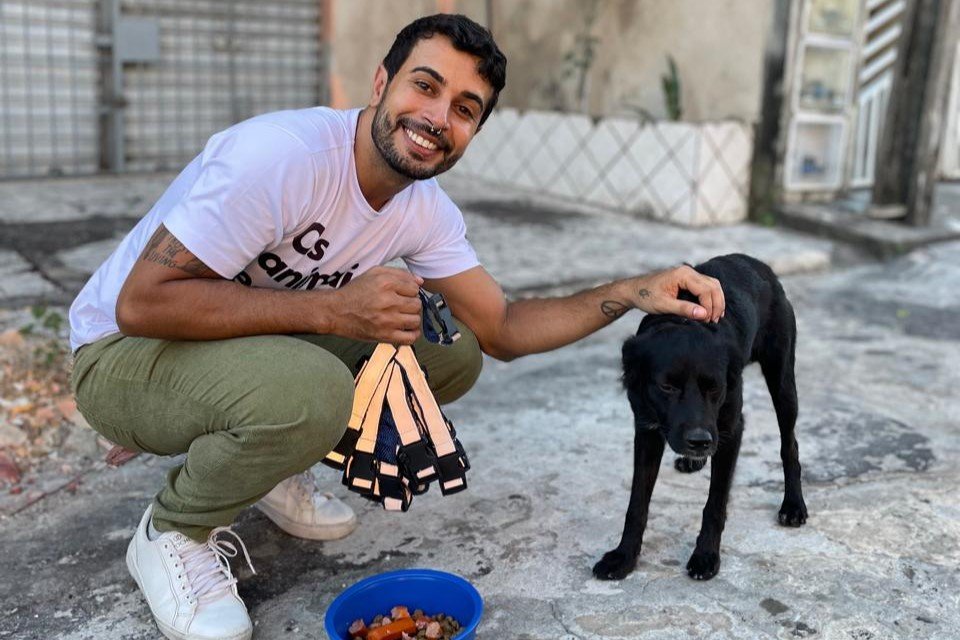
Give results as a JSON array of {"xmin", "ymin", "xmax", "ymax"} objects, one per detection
[{"xmin": 370, "ymin": 36, "xmax": 492, "ymax": 180}]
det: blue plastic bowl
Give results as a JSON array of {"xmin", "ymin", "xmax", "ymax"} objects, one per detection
[{"xmin": 324, "ymin": 568, "xmax": 483, "ymax": 639}]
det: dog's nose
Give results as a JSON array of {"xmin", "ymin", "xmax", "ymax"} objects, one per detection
[{"xmin": 685, "ymin": 429, "xmax": 713, "ymax": 451}]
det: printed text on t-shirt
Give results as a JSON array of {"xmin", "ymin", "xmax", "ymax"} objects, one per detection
[{"xmin": 232, "ymin": 222, "xmax": 359, "ymax": 290}]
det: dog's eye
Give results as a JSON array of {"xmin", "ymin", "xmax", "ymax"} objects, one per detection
[{"xmin": 658, "ymin": 383, "xmax": 678, "ymax": 394}]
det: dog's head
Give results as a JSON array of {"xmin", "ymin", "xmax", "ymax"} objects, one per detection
[{"xmin": 621, "ymin": 319, "xmax": 743, "ymax": 457}]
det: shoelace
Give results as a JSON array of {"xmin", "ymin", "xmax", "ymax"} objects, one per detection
[
  {"xmin": 178, "ymin": 527, "xmax": 256, "ymax": 603},
  {"xmin": 290, "ymin": 472, "xmax": 333, "ymax": 505}
]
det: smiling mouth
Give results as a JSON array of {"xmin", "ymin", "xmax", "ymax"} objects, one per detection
[{"xmin": 403, "ymin": 126, "xmax": 439, "ymax": 152}]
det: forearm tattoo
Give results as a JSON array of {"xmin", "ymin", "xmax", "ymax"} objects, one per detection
[
  {"xmin": 600, "ymin": 288, "xmax": 650, "ymax": 320},
  {"xmin": 141, "ymin": 226, "xmax": 218, "ymax": 277},
  {"xmin": 601, "ymin": 300, "xmax": 630, "ymax": 319}
]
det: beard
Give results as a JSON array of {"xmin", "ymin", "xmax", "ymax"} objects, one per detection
[{"xmin": 371, "ymin": 102, "xmax": 463, "ymax": 180}]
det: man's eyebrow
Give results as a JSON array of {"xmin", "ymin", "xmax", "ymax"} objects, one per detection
[
  {"xmin": 411, "ymin": 66, "xmax": 486, "ymax": 113},
  {"xmin": 411, "ymin": 66, "xmax": 445, "ymax": 84},
  {"xmin": 461, "ymin": 91, "xmax": 485, "ymax": 112}
]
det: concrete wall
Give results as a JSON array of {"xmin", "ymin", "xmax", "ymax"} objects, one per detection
[
  {"xmin": 491, "ymin": 0, "xmax": 772, "ymax": 123},
  {"xmin": 327, "ymin": 0, "xmax": 772, "ymax": 124},
  {"xmin": 325, "ymin": 0, "xmax": 488, "ymax": 109}
]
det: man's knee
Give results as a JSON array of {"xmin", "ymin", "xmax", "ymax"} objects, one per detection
[
  {"xmin": 296, "ymin": 365, "xmax": 355, "ymax": 465},
  {"xmin": 249, "ymin": 355, "xmax": 355, "ymax": 468}
]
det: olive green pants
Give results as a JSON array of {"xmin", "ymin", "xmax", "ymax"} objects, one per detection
[{"xmin": 71, "ymin": 326, "xmax": 483, "ymax": 541}]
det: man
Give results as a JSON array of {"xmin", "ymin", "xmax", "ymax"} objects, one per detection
[{"xmin": 69, "ymin": 13, "xmax": 724, "ymax": 640}]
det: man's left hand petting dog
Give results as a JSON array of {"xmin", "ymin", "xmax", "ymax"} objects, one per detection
[{"xmin": 593, "ymin": 254, "xmax": 808, "ymax": 582}]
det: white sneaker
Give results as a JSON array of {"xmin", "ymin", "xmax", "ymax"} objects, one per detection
[
  {"xmin": 255, "ymin": 470, "xmax": 358, "ymax": 541},
  {"xmin": 126, "ymin": 504, "xmax": 255, "ymax": 640}
]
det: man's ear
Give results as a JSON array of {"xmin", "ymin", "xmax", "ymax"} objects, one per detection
[{"xmin": 370, "ymin": 64, "xmax": 389, "ymax": 107}]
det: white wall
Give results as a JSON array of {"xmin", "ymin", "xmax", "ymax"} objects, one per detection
[{"xmin": 329, "ymin": 0, "xmax": 773, "ymax": 124}]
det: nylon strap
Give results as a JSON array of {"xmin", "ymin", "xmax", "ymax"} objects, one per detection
[
  {"xmin": 394, "ymin": 346, "xmax": 466, "ymax": 494},
  {"xmin": 350, "ymin": 343, "xmax": 398, "ymax": 436},
  {"xmin": 326, "ymin": 337, "xmax": 468, "ymax": 507},
  {"xmin": 323, "ymin": 343, "xmax": 396, "ymax": 468},
  {"xmin": 354, "ymin": 365, "xmax": 392, "ymax": 454},
  {"xmin": 387, "ymin": 364, "xmax": 427, "ymax": 447},
  {"xmin": 344, "ymin": 356, "xmax": 394, "ymax": 492},
  {"xmin": 394, "ymin": 346, "xmax": 457, "ymax": 458}
]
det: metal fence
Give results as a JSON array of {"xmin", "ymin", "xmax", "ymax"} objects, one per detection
[
  {"xmin": 849, "ymin": 0, "xmax": 903, "ymax": 188},
  {"xmin": 451, "ymin": 109, "xmax": 753, "ymax": 227},
  {"xmin": 943, "ymin": 42, "xmax": 960, "ymax": 180},
  {"xmin": 0, "ymin": 0, "xmax": 100, "ymax": 178},
  {"xmin": 0, "ymin": 0, "xmax": 327, "ymax": 179}
]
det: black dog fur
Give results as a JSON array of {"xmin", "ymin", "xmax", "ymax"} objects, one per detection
[{"xmin": 593, "ymin": 254, "xmax": 808, "ymax": 581}]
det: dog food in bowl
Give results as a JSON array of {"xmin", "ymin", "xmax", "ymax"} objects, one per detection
[
  {"xmin": 324, "ymin": 569, "xmax": 483, "ymax": 640},
  {"xmin": 349, "ymin": 606, "xmax": 463, "ymax": 639}
]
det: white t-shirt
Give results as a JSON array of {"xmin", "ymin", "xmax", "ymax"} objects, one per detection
[{"xmin": 68, "ymin": 107, "xmax": 479, "ymax": 352}]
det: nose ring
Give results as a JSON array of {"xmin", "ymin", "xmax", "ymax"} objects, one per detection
[{"xmin": 424, "ymin": 119, "xmax": 442, "ymax": 137}]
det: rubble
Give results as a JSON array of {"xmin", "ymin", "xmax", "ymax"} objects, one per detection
[{"xmin": 0, "ymin": 306, "xmax": 94, "ymax": 507}]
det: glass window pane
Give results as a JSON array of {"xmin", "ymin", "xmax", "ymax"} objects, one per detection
[
  {"xmin": 799, "ymin": 44, "xmax": 852, "ymax": 112},
  {"xmin": 806, "ymin": 0, "xmax": 859, "ymax": 37}
]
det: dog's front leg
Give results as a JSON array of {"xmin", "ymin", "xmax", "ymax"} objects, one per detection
[
  {"xmin": 593, "ymin": 429, "xmax": 665, "ymax": 580},
  {"xmin": 687, "ymin": 408, "xmax": 744, "ymax": 580}
]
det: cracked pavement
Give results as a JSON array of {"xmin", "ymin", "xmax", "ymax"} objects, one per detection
[{"xmin": 0, "ymin": 173, "xmax": 958, "ymax": 639}]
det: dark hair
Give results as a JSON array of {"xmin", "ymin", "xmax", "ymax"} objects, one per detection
[{"xmin": 382, "ymin": 13, "xmax": 507, "ymax": 127}]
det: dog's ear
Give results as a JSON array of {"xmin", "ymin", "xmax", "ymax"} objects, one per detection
[
  {"xmin": 725, "ymin": 346, "xmax": 746, "ymax": 389},
  {"xmin": 621, "ymin": 335, "xmax": 648, "ymax": 389}
]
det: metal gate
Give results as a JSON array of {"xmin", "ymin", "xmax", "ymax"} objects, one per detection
[
  {"xmin": 0, "ymin": 1, "xmax": 101, "ymax": 178},
  {"xmin": 850, "ymin": 0, "xmax": 905, "ymax": 188},
  {"xmin": 941, "ymin": 41, "xmax": 960, "ymax": 179},
  {"xmin": 0, "ymin": 0, "xmax": 327, "ymax": 179}
]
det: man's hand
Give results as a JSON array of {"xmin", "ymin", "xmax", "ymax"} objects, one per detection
[
  {"xmin": 625, "ymin": 265, "xmax": 725, "ymax": 322},
  {"xmin": 330, "ymin": 266, "xmax": 424, "ymax": 344}
]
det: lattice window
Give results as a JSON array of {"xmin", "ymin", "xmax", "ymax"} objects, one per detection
[{"xmin": 452, "ymin": 109, "xmax": 753, "ymax": 227}]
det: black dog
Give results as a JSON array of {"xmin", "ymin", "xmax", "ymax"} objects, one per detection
[{"xmin": 593, "ymin": 254, "xmax": 808, "ymax": 581}]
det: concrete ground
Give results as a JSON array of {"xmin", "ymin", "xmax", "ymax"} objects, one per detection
[{"xmin": 0, "ymin": 173, "xmax": 958, "ymax": 639}]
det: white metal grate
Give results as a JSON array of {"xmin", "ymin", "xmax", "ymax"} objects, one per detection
[
  {"xmin": 851, "ymin": 72, "xmax": 891, "ymax": 186},
  {"xmin": 0, "ymin": 0, "xmax": 326, "ymax": 179},
  {"xmin": 941, "ymin": 42, "xmax": 960, "ymax": 179},
  {"xmin": 451, "ymin": 109, "xmax": 753, "ymax": 227},
  {"xmin": 0, "ymin": 1, "xmax": 100, "ymax": 178},
  {"xmin": 119, "ymin": 0, "xmax": 326, "ymax": 172},
  {"xmin": 850, "ymin": 0, "xmax": 905, "ymax": 187}
]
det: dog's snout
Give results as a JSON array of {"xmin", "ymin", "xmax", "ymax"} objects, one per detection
[{"xmin": 685, "ymin": 428, "xmax": 713, "ymax": 451}]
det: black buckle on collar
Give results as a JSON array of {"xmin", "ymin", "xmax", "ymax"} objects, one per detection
[
  {"xmin": 322, "ymin": 428, "xmax": 360, "ymax": 471},
  {"xmin": 453, "ymin": 437, "xmax": 471, "ymax": 472},
  {"xmin": 396, "ymin": 440, "xmax": 439, "ymax": 483},
  {"xmin": 344, "ymin": 450, "xmax": 377, "ymax": 494},
  {"xmin": 435, "ymin": 450, "xmax": 468, "ymax": 495},
  {"xmin": 419, "ymin": 290, "xmax": 460, "ymax": 346},
  {"xmin": 376, "ymin": 468, "xmax": 412, "ymax": 512},
  {"xmin": 408, "ymin": 481, "xmax": 430, "ymax": 495}
]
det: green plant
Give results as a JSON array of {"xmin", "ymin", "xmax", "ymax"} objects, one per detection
[
  {"xmin": 549, "ymin": 0, "xmax": 602, "ymax": 112},
  {"xmin": 662, "ymin": 55, "xmax": 683, "ymax": 121},
  {"xmin": 758, "ymin": 210, "xmax": 778, "ymax": 227},
  {"xmin": 20, "ymin": 305, "xmax": 65, "ymax": 337},
  {"xmin": 20, "ymin": 306, "xmax": 69, "ymax": 369}
]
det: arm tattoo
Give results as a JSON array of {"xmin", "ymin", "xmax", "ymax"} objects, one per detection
[
  {"xmin": 638, "ymin": 288, "xmax": 650, "ymax": 298},
  {"xmin": 601, "ymin": 300, "xmax": 630, "ymax": 319},
  {"xmin": 141, "ymin": 226, "xmax": 218, "ymax": 277}
]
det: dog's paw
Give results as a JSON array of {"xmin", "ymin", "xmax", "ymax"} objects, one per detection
[
  {"xmin": 778, "ymin": 497, "xmax": 808, "ymax": 527},
  {"xmin": 686, "ymin": 550, "xmax": 721, "ymax": 580},
  {"xmin": 592, "ymin": 549, "xmax": 637, "ymax": 580},
  {"xmin": 674, "ymin": 456, "xmax": 707, "ymax": 473}
]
